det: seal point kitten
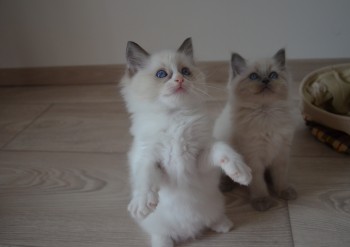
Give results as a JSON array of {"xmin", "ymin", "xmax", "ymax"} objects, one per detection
[
  {"xmin": 120, "ymin": 38, "xmax": 252, "ymax": 247},
  {"xmin": 214, "ymin": 49, "xmax": 297, "ymax": 211}
]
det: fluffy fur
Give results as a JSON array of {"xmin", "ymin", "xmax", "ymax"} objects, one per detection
[
  {"xmin": 214, "ymin": 49, "xmax": 297, "ymax": 211},
  {"xmin": 120, "ymin": 38, "xmax": 252, "ymax": 247}
]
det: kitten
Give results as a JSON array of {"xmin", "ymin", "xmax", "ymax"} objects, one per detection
[
  {"xmin": 214, "ymin": 49, "xmax": 297, "ymax": 211},
  {"xmin": 120, "ymin": 38, "xmax": 252, "ymax": 247}
]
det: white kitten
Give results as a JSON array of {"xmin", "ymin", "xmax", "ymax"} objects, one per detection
[
  {"xmin": 120, "ymin": 38, "xmax": 252, "ymax": 247},
  {"xmin": 214, "ymin": 49, "xmax": 297, "ymax": 211}
]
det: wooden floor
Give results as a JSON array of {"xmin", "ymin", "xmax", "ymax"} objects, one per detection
[{"xmin": 0, "ymin": 60, "xmax": 350, "ymax": 247}]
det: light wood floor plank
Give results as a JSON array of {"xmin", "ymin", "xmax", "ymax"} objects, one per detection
[
  {"xmin": 0, "ymin": 104, "xmax": 50, "ymax": 148},
  {"xmin": 0, "ymin": 85, "xmax": 122, "ymax": 104},
  {"xmin": 289, "ymin": 157, "xmax": 350, "ymax": 247},
  {"xmin": 3, "ymin": 103, "xmax": 132, "ymax": 153},
  {"xmin": 0, "ymin": 151, "xmax": 142, "ymax": 247}
]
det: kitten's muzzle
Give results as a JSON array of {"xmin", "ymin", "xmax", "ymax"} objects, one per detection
[{"xmin": 262, "ymin": 78, "xmax": 270, "ymax": 84}]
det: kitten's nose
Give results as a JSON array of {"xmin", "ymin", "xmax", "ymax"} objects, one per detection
[
  {"xmin": 262, "ymin": 78, "xmax": 270, "ymax": 84},
  {"xmin": 175, "ymin": 75, "xmax": 184, "ymax": 85}
]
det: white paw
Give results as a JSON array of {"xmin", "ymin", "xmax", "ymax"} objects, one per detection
[
  {"xmin": 152, "ymin": 235, "xmax": 174, "ymax": 247},
  {"xmin": 212, "ymin": 142, "xmax": 252, "ymax": 186},
  {"xmin": 128, "ymin": 190, "xmax": 158, "ymax": 220},
  {"xmin": 210, "ymin": 217, "xmax": 234, "ymax": 233},
  {"xmin": 225, "ymin": 156, "xmax": 252, "ymax": 186}
]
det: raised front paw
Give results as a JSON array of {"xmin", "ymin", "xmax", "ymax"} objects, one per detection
[
  {"xmin": 213, "ymin": 144, "xmax": 252, "ymax": 186},
  {"xmin": 223, "ymin": 155, "xmax": 252, "ymax": 186},
  {"xmin": 127, "ymin": 190, "xmax": 159, "ymax": 220}
]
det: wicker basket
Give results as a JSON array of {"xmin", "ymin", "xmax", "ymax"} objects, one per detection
[
  {"xmin": 299, "ymin": 64, "xmax": 350, "ymax": 154},
  {"xmin": 299, "ymin": 63, "xmax": 350, "ymax": 135}
]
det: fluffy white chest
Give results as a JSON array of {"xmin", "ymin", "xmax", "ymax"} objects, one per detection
[
  {"xmin": 158, "ymin": 114, "xmax": 208, "ymax": 173},
  {"xmin": 131, "ymin": 109, "xmax": 211, "ymax": 182}
]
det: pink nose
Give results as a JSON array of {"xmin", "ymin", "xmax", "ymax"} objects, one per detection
[{"xmin": 175, "ymin": 75, "xmax": 184, "ymax": 85}]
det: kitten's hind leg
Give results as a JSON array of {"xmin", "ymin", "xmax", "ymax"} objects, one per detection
[
  {"xmin": 249, "ymin": 164, "xmax": 275, "ymax": 211},
  {"xmin": 128, "ymin": 190, "xmax": 159, "ymax": 219},
  {"xmin": 151, "ymin": 235, "xmax": 173, "ymax": 247},
  {"xmin": 209, "ymin": 215, "xmax": 234, "ymax": 233},
  {"xmin": 270, "ymin": 148, "xmax": 297, "ymax": 201},
  {"xmin": 211, "ymin": 141, "xmax": 252, "ymax": 186},
  {"xmin": 251, "ymin": 197, "xmax": 275, "ymax": 212},
  {"xmin": 279, "ymin": 187, "xmax": 297, "ymax": 201},
  {"xmin": 128, "ymin": 149, "xmax": 163, "ymax": 220}
]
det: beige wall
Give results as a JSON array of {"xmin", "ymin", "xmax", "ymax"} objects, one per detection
[{"xmin": 0, "ymin": 0, "xmax": 349, "ymax": 68}]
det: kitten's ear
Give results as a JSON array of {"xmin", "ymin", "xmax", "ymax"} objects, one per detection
[
  {"xmin": 273, "ymin": 48, "xmax": 286, "ymax": 69},
  {"xmin": 177, "ymin": 37, "xmax": 193, "ymax": 60},
  {"xmin": 231, "ymin": 53, "xmax": 247, "ymax": 77},
  {"xmin": 126, "ymin": 41, "xmax": 150, "ymax": 74}
]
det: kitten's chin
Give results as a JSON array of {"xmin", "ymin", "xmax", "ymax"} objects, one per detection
[
  {"xmin": 250, "ymin": 83, "xmax": 287, "ymax": 97},
  {"xmin": 174, "ymin": 87, "xmax": 186, "ymax": 94},
  {"xmin": 255, "ymin": 85, "xmax": 275, "ymax": 95},
  {"xmin": 167, "ymin": 87, "xmax": 187, "ymax": 96},
  {"xmin": 236, "ymin": 86, "xmax": 288, "ymax": 104},
  {"xmin": 159, "ymin": 92, "xmax": 202, "ymax": 109}
]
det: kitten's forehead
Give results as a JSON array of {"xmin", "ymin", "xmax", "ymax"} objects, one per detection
[
  {"xmin": 149, "ymin": 51, "xmax": 191, "ymax": 69},
  {"xmin": 252, "ymin": 58, "xmax": 280, "ymax": 74}
]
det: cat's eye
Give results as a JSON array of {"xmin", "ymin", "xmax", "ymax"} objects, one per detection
[
  {"xmin": 181, "ymin": 67, "xmax": 191, "ymax": 76},
  {"xmin": 269, "ymin": 71, "xmax": 278, "ymax": 80},
  {"xmin": 156, "ymin": 70, "xmax": 168, "ymax": 78},
  {"xmin": 249, "ymin": 73, "xmax": 259, "ymax": 80}
]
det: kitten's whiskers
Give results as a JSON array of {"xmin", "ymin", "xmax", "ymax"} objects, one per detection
[
  {"xmin": 190, "ymin": 86, "xmax": 212, "ymax": 100},
  {"xmin": 192, "ymin": 82, "xmax": 225, "ymax": 91}
]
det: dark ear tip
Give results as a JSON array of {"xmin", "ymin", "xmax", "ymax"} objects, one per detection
[
  {"xmin": 277, "ymin": 48, "xmax": 286, "ymax": 55},
  {"xmin": 183, "ymin": 37, "xmax": 193, "ymax": 47},
  {"xmin": 231, "ymin": 52, "xmax": 238, "ymax": 58},
  {"xmin": 178, "ymin": 37, "xmax": 194, "ymax": 58},
  {"xmin": 126, "ymin": 41, "xmax": 134, "ymax": 52},
  {"xmin": 185, "ymin": 37, "xmax": 192, "ymax": 42},
  {"xmin": 231, "ymin": 52, "xmax": 244, "ymax": 62},
  {"xmin": 126, "ymin": 41, "xmax": 149, "ymax": 56},
  {"xmin": 274, "ymin": 48, "xmax": 286, "ymax": 67},
  {"xmin": 127, "ymin": 41, "xmax": 137, "ymax": 49}
]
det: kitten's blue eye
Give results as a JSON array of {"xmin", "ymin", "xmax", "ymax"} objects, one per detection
[
  {"xmin": 269, "ymin": 71, "xmax": 278, "ymax": 80},
  {"xmin": 156, "ymin": 70, "xmax": 168, "ymax": 78},
  {"xmin": 181, "ymin": 67, "xmax": 191, "ymax": 76},
  {"xmin": 249, "ymin": 73, "xmax": 259, "ymax": 80}
]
